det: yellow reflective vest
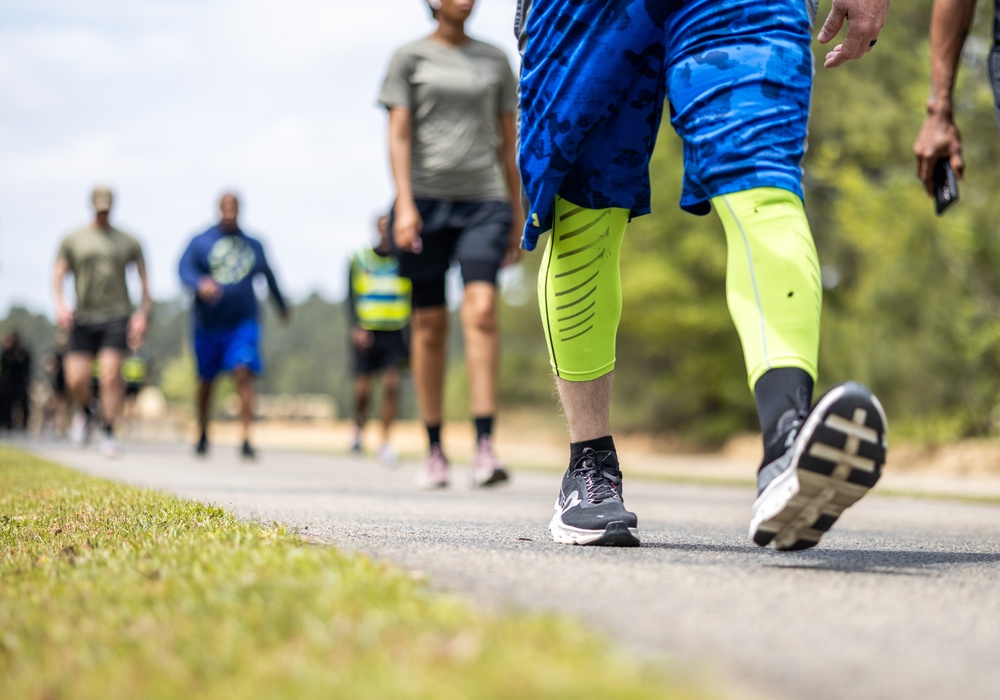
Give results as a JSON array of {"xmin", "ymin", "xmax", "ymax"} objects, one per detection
[
  {"xmin": 122, "ymin": 354, "xmax": 148, "ymax": 384},
  {"xmin": 349, "ymin": 248, "xmax": 411, "ymax": 331}
]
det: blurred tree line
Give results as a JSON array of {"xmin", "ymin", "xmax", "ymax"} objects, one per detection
[{"xmin": 5, "ymin": 0, "xmax": 1000, "ymax": 446}]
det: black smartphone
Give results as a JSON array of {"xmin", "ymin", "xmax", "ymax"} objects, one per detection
[{"xmin": 933, "ymin": 159, "xmax": 959, "ymax": 216}]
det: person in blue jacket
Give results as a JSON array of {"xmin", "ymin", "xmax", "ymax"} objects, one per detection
[{"xmin": 178, "ymin": 192, "xmax": 289, "ymax": 459}]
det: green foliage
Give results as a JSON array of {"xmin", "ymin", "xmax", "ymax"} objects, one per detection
[{"xmin": 0, "ymin": 448, "xmax": 697, "ymax": 700}]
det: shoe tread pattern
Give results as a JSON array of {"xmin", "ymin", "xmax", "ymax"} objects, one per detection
[{"xmin": 754, "ymin": 384, "xmax": 886, "ymax": 551}]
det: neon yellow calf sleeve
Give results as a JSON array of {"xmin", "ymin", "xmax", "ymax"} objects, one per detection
[
  {"xmin": 714, "ymin": 187, "xmax": 821, "ymax": 391},
  {"xmin": 537, "ymin": 196, "xmax": 628, "ymax": 381}
]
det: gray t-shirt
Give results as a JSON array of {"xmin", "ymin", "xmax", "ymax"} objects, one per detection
[
  {"xmin": 56, "ymin": 224, "xmax": 144, "ymax": 324},
  {"xmin": 379, "ymin": 36, "xmax": 518, "ymax": 201}
]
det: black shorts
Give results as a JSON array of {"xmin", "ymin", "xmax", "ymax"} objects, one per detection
[
  {"xmin": 390, "ymin": 199, "xmax": 512, "ymax": 308},
  {"xmin": 69, "ymin": 316, "xmax": 129, "ymax": 354},
  {"xmin": 124, "ymin": 383, "xmax": 142, "ymax": 398},
  {"xmin": 354, "ymin": 329, "xmax": 409, "ymax": 376}
]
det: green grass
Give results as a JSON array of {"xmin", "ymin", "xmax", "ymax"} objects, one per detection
[{"xmin": 0, "ymin": 447, "xmax": 701, "ymax": 700}]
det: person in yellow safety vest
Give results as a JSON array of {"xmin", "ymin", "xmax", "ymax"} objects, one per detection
[
  {"xmin": 347, "ymin": 214, "xmax": 412, "ymax": 466},
  {"xmin": 120, "ymin": 347, "xmax": 149, "ymax": 438}
]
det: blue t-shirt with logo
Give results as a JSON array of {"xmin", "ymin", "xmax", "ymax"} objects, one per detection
[{"xmin": 178, "ymin": 224, "xmax": 287, "ymax": 330}]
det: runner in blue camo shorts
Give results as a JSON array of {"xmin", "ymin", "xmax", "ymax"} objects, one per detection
[{"xmin": 517, "ymin": 0, "xmax": 894, "ymax": 550}]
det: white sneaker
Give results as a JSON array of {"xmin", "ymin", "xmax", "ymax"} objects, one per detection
[
  {"xmin": 70, "ymin": 411, "xmax": 88, "ymax": 446},
  {"xmin": 378, "ymin": 443, "xmax": 398, "ymax": 467},
  {"xmin": 99, "ymin": 434, "xmax": 119, "ymax": 459}
]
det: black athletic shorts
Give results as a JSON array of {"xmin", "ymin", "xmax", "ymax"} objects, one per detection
[
  {"xmin": 69, "ymin": 316, "xmax": 129, "ymax": 354},
  {"xmin": 354, "ymin": 329, "xmax": 409, "ymax": 376},
  {"xmin": 390, "ymin": 199, "xmax": 512, "ymax": 308}
]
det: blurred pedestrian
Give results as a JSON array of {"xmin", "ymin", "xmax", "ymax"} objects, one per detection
[
  {"xmin": 120, "ymin": 345, "xmax": 150, "ymax": 438},
  {"xmin": 347, "ymin": 214, "xmax": 412, "ymax": 466},
  {"xmin": 0, "ymin": 331, "xmax": 32, "ymax": 432},
  {"xmin": 53, "ymin": 185, "xmax": 153, "ymax": 457},
  {"xmin": 178, "ymin": 192, "xmax": 289, "ymax": 460},
  {"xmin": 379, "ymin": 0, "xmax": 521, "ymax": 488}
]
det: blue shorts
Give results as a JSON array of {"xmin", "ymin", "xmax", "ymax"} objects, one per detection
[
  {"xmin": 516, "ymin": 0, "xmax": 815, "ymax": 250},
  {"xmin": 193, "ymin": 319, "xmax": 263, "ymax": 380}
]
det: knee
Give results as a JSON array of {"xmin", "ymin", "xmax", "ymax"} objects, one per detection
[
  {"xmin": 413, "ymin": 311, "xmax": 447, "ymax": 343},
  {"xmin": 463, "ymin": 296, "xmax": 497, "ymax": 334}
]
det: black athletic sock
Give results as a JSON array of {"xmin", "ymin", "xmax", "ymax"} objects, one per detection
[
  {"xmin": 754, "ymin": 368, "xmax": 813, "ymax": 460},
  {"xmin": 426, "ymin": 423, "xmax": 442, "ymax": 450},
  {"xmin": 473, "ymin": 415, "xmax": 493, "ymax": 442},
  {"xmin": 569, "ymin": 435, "xmax": 616, "ymax": 469}
]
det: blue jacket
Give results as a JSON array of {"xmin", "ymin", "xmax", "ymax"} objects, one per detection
[{"xmin": 178, "ymin": 224, "xmax": 287, "ymax": 330}]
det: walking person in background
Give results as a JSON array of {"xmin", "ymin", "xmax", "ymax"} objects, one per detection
[
  {"xmin": 347, "ymin": 214, "xmax": 412, "ymax": 466},
  {"xmin": 0, "ymin": 331, "xmax": 32, "ymax": 433},
  {"xmin": 120, "ymin": 344, "xmax": 150, "ymax": 438},
  {"xmin": 39, "ymin": 334, "xmax": 69, "ymax": 439},
  {"xmin": 379, "ymin": 0, "xmax": 521, "ymax": 488},
  {"xmin": 53, "ymin": 185, "xmax": 153, "ymax": 458},
  {"xmin": 516, "ymin": 0, "xmax": 890, "ymax": 548},
  {"xmin": 178, "ymin": 192, "xmax": 289, "ymax": 460}
]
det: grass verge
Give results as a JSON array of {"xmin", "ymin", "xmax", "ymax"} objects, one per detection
[{"xmin": 0, "ymin": 447, "xmax": 702, "ymax": 700}]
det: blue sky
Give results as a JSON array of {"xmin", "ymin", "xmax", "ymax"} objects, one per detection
[{"xmin": 0, "ymin": 0, "xmax": 520, "ymax": 317}]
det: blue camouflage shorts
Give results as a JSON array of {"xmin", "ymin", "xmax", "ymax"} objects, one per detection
[{"xmin": 516, "ymin": 0, "xmax": 816, "ymax": 250}]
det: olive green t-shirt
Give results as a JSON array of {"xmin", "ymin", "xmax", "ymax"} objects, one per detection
[
  {"xmin": 56, "ymin": 225, "xmax": 144, "ymax": 324},
  {"xmin": 379, "ymin": 36, "xmax": 518, "ymax": 201}
]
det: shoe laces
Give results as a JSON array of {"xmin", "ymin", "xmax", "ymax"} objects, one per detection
[{"xmin": 570, "ymin": 447, "xmax": 622, "ymax": 504}]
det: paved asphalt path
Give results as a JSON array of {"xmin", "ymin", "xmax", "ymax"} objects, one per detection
[{"xmin": 20, "ymin": 439, "xmax": 1000, "ymax": 700}]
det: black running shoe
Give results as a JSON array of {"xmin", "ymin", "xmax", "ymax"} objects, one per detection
[
  {"xmin": 195, "ymin": 433, "xmax": 209, "ymax": 456},
  {"xmin": 241, "ymin": 439, "xmax": 256, "ymax": 460},
  {"xmin": 549, "ymin": 447, "xmax": 640, "ymax": 546},
  {"xmin": 750, "ymin": 381, "xmax": 887, "ymax": 551}
]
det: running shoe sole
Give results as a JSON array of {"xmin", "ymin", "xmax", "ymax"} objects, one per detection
[
  {"xmin": 549, "ymin": 512, "xmax": 640, "ymax": 547},
  {"xmin": 750, "ymin": 382, "xmax": 887, "ymax": 551}
]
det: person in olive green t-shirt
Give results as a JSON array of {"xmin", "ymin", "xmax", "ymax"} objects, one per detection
[{"xmin": 53, "ymin": 186, "xmax": 152, "ymax": 458}]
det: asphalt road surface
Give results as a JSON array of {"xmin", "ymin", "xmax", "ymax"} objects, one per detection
[{"xmin": 20, "ymin": 439, "xmax": 1000, "ymax": 700}]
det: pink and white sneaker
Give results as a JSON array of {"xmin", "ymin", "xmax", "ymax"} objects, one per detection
[
  {"xmin": 471, "ymin": 436, "xmax": 509, "ymax": 488},
  {"xmin": 420, "ymin": 445, "xmax": 449, "ymax": 489}
]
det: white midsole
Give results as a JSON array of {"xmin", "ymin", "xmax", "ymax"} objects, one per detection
[{"xmin": 549, "ymin": 511, "xmax": 638, "ymax": 545}]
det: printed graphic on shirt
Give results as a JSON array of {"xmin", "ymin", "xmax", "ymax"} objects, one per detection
[{"xmin": 209, "ymin": 236, "xmax": 255, "ymax": 285}]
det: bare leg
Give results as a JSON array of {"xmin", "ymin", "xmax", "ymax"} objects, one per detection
[
  {"xmin": 354, "ymin": 374, "xmax": 371, "ymax": 430},
  {"xmin": 410, "ymin": 307, "xmax": 447, "ymax": 427},
  {"xmin": 97, "ymin": 348, "xmax": 125, "ymax": 431},
  {"xmin": 462, "ymin": 282, "xmax": 498, "ymax": 418},
  {"xmin": 233, "ymin": 366, "xmax": 254, "ymax": 444},
  {"xmin": 62, "ymin": 352, "xmax": 94, "ymax": 410},
  {"xmin": 380, "ymin": 368, "xmax": 400, "ymax": 445},
  {"xmin": 197, "ymin": 379, "xmax": 214, "ymax": 437},
  {"xmin": 555, "ymin": 372, "xmax": 614, "ymax": 443}
]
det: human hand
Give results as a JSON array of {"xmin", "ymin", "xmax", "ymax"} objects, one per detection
[
  {"xmin": 352, "ymin": 327, "xmax": 374, "ymax": 349},
  {"xmin": 502, "ymin": 216, "xmax": 523, "ymax": 267},
  {"xmin": 196, "ymin": 276, "xmax": 222, "ymax": 303},
  {"xmin": 55, "ymin": 306, "xmax": 74, "ymax": 330},
  {"xmin": 127, "ymin": 310, "xmax": 148, "ymax": 350},
  {"xmin": 392, "ymin": 201, "xmax": 423, "ymax": 254},
  {"xmin": 913, "ymin": 110, "xmax": 964, "ymax": 197},
  {"xmin": 817, "ymin": 0, "xmax": 890, "ymax": 69}
]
